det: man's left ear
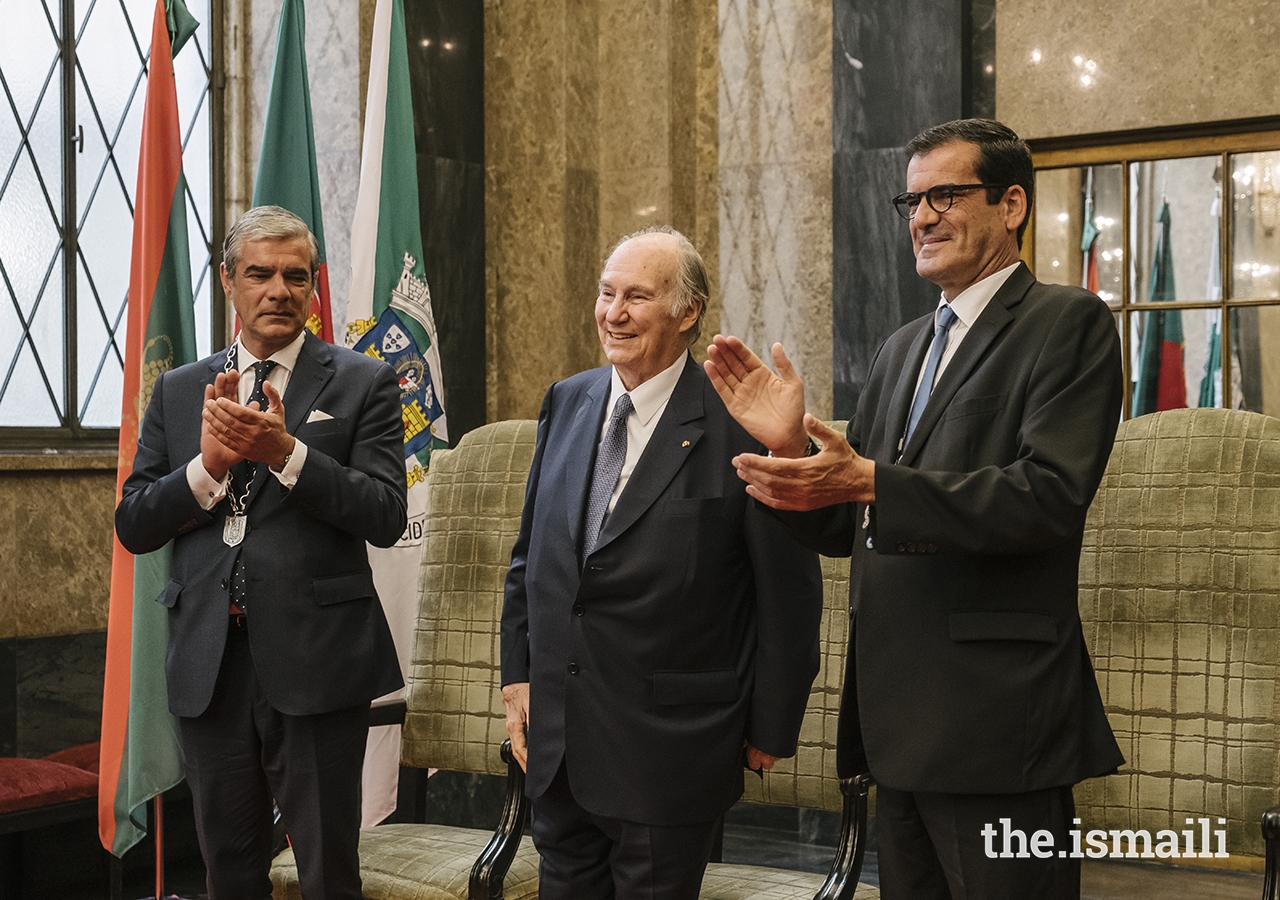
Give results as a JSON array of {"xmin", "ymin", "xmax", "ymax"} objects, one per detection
[{"xmin": 1004, "ymin": 185, "xmax": 1029, "ymax": 234}]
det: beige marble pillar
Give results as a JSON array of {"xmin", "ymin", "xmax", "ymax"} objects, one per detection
[
  {"xmin": 485, "ymin": 0, "xmax": 721, "ymax": 420},
  {"xmin": 717, "ymin": 0, "xmax": 833, "ymax": 417}
]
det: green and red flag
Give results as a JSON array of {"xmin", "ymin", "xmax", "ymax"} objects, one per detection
[
  {"xmin": 99, "ymin": 0, "xmax": 199, "ymax": 857},
  {"xmin": 347, "ymin": 0, "xmax": 449, "ymax": 825},
  {"xmin": 1080, "ymin": 167, "xmax": 1100, "ymax": 294},
  {"xmin": 252, "ymin": 0, "xmax": 333, "ymax": 342},
  {"xmin": 1133, "ymin": 200, "xmax": 1187, "ymax": 416}
]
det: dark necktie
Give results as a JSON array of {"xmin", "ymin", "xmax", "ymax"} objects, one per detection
[
  {"xmin": 904, "ymin": 304, "xmax": 958, "ymax": 447},
  {"xmin": 582, "ymin": 393, "xmax": 633, "ymax": 556},
  {"xmin": 229, "ymin": 359, "xmax": 278, "ymax": 612}
]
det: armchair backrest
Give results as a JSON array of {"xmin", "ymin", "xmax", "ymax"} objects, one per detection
[
  {"xmin": 1076, "ymin": 408, "xmax": 1280, "ymax": 858},
  {"xmin": 401, "ymin": 419, "xmax": 539, "ymax": 776}
]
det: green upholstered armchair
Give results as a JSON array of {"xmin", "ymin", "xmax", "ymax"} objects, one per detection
[
  {"xmin": 271, "ymin": 420, "xmax": 542, "ymax": 900},
  {"xmin": 1074, "ymin": 408, "xmax": 1280, "ymax": 890},
  {"xmin": 699, "ymin": 556, "xmax": 879, "ymax": 900}
]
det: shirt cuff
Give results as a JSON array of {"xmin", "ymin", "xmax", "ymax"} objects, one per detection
[
  {"xmin": 187, "ymin": 456, "xmax": 228, "ymax": 510},
  {"xmin": 271, "ymin": 438, "xmax": 307, "ymax": 488}
]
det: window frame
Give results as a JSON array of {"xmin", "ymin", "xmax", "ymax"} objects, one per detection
[
  {"xmin": 0, "ymin": 0, "xmax": 227, "ymax": 452},
  {"xmin": 1027, "ymin": 124, "xmax": 1280, "ymax": 420}
]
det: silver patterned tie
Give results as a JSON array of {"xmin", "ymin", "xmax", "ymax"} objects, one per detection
[{"xmin": 582, "ymin": 393, "xmax": 633, "ymax": 556}]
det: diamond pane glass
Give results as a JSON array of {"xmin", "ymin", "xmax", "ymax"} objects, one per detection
[
  {"xmin": 0, "ymin": 147, "xmax": 62, "ymax": 326},
  {"xmin": 76, "ymin": 0, "xmax": 147, "ymax": 150},
  {"xmin": 77, "ymin": 168, "xmax": 132, "ymax": 424},
  {"xmin": 0, "ymin": 1, "xmax": 60, "ymax": 130}
]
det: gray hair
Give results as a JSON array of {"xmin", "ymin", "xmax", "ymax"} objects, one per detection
[
  {"xmin": 605, "ymin": 226, "xmax": 710, "ymax": 344},
  {"xmin": 222, "ymin": 205, "xmax": 320, "ymax": 281}
]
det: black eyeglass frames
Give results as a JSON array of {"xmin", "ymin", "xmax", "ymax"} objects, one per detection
[{"xmin": 891, "ymin": 183, "xmax": 1009, "ymax": 220}]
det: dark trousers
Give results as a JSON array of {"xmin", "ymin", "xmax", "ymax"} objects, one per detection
[
  {"xmin": 531, "ymin": 761, "xmax": 721, "ymax": 900},
  {"xmin": 875, "ymin": 783, "xmax": 1080, "ymax": 900},
  {"xmin": 178, "ymin": 621, "xmax": 369, "ymax": 900}
]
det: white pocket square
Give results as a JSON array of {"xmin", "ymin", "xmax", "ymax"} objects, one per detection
[{"xmin": 306, "ymin": 409, "xmax": 335, "ymax": 423}]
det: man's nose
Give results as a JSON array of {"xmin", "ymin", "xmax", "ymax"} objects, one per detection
[
  {"xmin": 605, "ymin": 296, "xmax": 630, "ymax": 321},
  {"xmin": 913, "ymin": 197, "xmax": 941, "ymax": 228}
]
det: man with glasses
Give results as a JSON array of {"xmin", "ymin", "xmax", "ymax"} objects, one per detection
[{"xmin": 704, "ymin": 119, "xmax": 1123, "ymax": 899}]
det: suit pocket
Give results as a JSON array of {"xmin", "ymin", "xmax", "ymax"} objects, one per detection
[
  {"xmin": 313, "ymin": 572, "xmax": 378, "ymax": 606},
  {"xmin": 156, "ymin": 579, "xmax": 182, "ymax": 608},
  {"xmin": 653, "ymin": 669, "xmax": 739, "ymax": 705},
  {"xmin": 949, "ymin": 611, "xmax": 1057, "ymax": 644},
  {"xmin": 298, "ymin": 417, "xmax": 349, "ymax": 439},
  {"xmin": 944, "ymin": 393, "xmax": 1006, "ymax": 421}
]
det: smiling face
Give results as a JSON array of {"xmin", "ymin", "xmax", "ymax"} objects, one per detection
[
  {"xmin": 221, "ymin": 237, "xmax": 315, "ymax": 359},
  {"xmin": 907, "ymin": 141, "xmax": 1026, "ymax": 298},
  {"xmin": 595, "ymin": 233, "xmax": 701, "ymax": 390}
]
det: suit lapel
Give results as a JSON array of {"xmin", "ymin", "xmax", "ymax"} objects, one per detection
[
  {"xmin": 563, "ymin": 370, "xmax": 611, "ymax": 554},
  {"xmin": 593, "ymin": 356, "xmax": 704, "ymax": 553},
  {"xmin": 899, "ymin": 264, "xmax": 1032, "ymax": 466},
  {"xmin": 282, "ymin": 332, "xmax": 334, "ymax": 434}
]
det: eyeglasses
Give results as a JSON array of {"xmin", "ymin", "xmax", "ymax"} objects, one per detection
[{"xmin": 891, "ymin": 183, "xmax": 1008, "ymax": 220}]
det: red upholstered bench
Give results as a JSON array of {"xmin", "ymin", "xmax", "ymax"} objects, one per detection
[
  {"xmin": 0, "ymin": 741, "xmax": 100, "ymax": 833},
  {"xmin": 1, "ymin": 741, "xmax": 103, "ymax": 897}
]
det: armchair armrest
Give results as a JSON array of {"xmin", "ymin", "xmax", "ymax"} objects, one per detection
[
  {"xmin": 1263, "ymin": 804, "xmax": 1280, "ymax": 900},
  {"xmin": 813, "ymin": 773, "xmax": 874, "ymax": 900},
  {"xmin": 468, "ymin": 739, "xmax": 530, "ymax": 900}
]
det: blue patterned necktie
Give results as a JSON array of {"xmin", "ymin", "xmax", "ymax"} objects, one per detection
[
  {"xmin": 582, "ymin": 393, "xmax": 633, "ymax": 556},
  {"xmin": 904, "ymin": 304, "xmax": 958, "ymax": 448}
]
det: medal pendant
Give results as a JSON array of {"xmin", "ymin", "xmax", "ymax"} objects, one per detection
[{"xmin": 224, "ymin": 514, "xmax": 247, "ymax": 547}]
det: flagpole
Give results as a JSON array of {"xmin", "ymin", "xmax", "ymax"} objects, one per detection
[{"xmin": 154, "ymin": 794, "xmax": 165, "ymax": 900}]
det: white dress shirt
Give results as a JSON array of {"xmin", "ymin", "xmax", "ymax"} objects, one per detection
[
  {"xmin": 598, "ymin": 350, "xmax": 688, "ymax": 517},
  {"xmin": 186, "ymin": 330, "xmax": 310, "ymax": 510},
  {"xmin": 910, "ymin": 262, "xmax": 1021, "ymax": 399}
]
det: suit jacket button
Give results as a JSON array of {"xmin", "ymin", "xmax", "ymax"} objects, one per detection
[
  {"xmin": 897, "ymin": 542, "xmax": 906, "ymax": 552},
  {"xmin": 907, "ymin": 542, "xmax": 916, "ymax": 553},
  {"xmin": 928, "ymin": 543, "xmax": 937, "ymax": 553},
  {"xmin": 567, "ymin": 663, "xmax": 579, "ymax": 675},
  {"xmin": 221, "ymin": 578, "xmax": 228, "ymax": 590},
  {"xmin": 572, "ymin": 603, "xmax": 585, "ymax": 616}
]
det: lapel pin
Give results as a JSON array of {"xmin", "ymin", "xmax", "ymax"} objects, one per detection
[{"xmin": 681, "ymin": 440, "xmax": 690, "ymax": 447}]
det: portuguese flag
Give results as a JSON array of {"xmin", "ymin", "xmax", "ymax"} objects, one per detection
[
  {"xmin": 98, "ymin": 0, "xmax": 199, "ymax": 857},
  {"xmin": 1133, "ymin": 201, "xmax": 1187, "ymax": 416},
  {"xmin": 252, "ymin": 0, "xmax": 333, "ymax": 342}
]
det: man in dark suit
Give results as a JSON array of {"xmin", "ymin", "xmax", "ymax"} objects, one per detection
[
  {"xmin": 705, "ymin": 119, "xmax": 1124, "ymax": 899},
  {"xmin": 115, "ymin": 206, "xmax": 406, "ymax": 900},
  {"xmin": 500, "ymin": 227, "xmax": 823, "ymax": 900}
]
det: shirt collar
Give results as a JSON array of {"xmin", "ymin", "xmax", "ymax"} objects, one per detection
[
  {"xmin": 235, "ymin": 330, "xmax": 306, "ymax": 374},
  {"xmin": 938, "ymin": 262, "xmax": 1021, "ymax": 328},
  {"xmin": 608, "ymin": 350, "xmax": 688, "ymax": 427}
]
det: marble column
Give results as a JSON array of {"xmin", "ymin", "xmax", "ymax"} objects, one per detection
[
  {"xmin": 403, "ymin": 0, "xmax": 487, "ymax": 440},
  {"xmin": 485, "ymin": 0, "xmax": 602, "ymax": 421},
  {"xmin": 831, "ymin": 0, "xmax": 964, "ymax": 416},
  {"xmin": 718, "ymin": 0, "xmax": 834, "ymax": 417},
  {"xmin": 485, "ymin": 0, "xmax": 720, "ymax": 420}
]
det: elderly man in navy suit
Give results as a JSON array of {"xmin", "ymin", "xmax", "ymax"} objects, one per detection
[
  {"xmin": 500, "ymin": 227, "xmax": 823, "ymax": 900},
  {"xmin": 706, "ymin": 119, "xmax": 1124, "ymax": 900},
  {"xmin": 116, "ymin": 206, "xmax": 406, "ymax": 900}
]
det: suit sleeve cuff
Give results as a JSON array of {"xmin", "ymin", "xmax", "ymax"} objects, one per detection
[
  {"xmin": 270, "ymin": 438, "xmax": 308, "ymax": 488},
  {"xmin": 186, "ymin": 456, "xmax": 228, "ymax": 510}
]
